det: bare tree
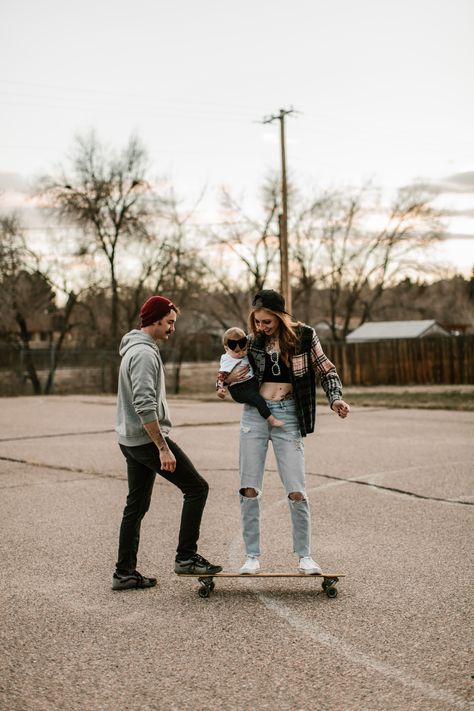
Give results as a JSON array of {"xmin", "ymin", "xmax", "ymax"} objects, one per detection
[
  {"xmin": 290, "ymin": 184, "xmax": 444, "ymax": 339},
  {"xmin": 119, "ymin": 186, "xmax": 207, "ymax": 330},
  {"xmin": 290, "ymin": 194, "xmax": 328, "ymax": 322},
  {"xmin": 0, "ymin": 215, "xmax": 55, "ymax": 392},
  {"xmin": 138, "ymin": 188, "xmax": 209, "ymax": 393},
  {"xmin": 40, "ymin": 132, "xmax": 159, "ymax": 347},
  {"xmin": 203, "ymin": 179, "xmax": 281, "ymax": 328},
  {"xmin": 0, "ymin": 214, "xmax": 97, "ymax": 393},
  {"xmin": 376, "ymin": 274, "xmax": 474, "ymax": 328}
]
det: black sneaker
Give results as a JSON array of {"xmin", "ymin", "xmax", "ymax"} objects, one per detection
[
  {"xmin": 174, "ymin": 553, "xmax": 222, "ymax": 575},
  {"xmin": 112, "ymin": 570, "xmax": 157, "ymax": 591}
]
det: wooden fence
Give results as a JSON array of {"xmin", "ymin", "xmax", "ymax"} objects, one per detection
[
  {"xmin": 0, "ymin": 336, "xmax": 472, "ymax": 395},
  {"xmin": 324, "ymin": 336, "xmax": 474, "ymax": 386}
]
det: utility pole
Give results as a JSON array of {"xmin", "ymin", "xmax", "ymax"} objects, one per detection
[{"xmin": 262, "ymin": 107, "xmax": 296, "ymax": 314}]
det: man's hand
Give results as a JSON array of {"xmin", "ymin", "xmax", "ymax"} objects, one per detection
[
  {"xmin": 226, "ymin": 365, "xmax": 250, "ymax": 384},
  {"xmin": 331, "ymin": 399, "xmax": 350, "ymax": 418},
  {"xmin": 143, "ymin": 420, "xmax": 176, "ymax": 472},
  {"xmin": 159, "ymin": 444, "xmax": 176, "ymax": 472},
  {"xmin": 217, "ymin": 388, "xmax": 227, "ymax": 400}
]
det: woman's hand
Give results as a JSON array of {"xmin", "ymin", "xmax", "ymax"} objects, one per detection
[
  {"xmin": 226, "ymin": 365, "xmax": 250, "ymax": 384},
  {"xmin": 331, "ymin": 399, "xmax": 350, "ymax": 418}
]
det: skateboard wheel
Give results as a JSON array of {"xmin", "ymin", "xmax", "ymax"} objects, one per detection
[
  {"xmin": 209, "ymin": 581, "xmax": 215, "ymax": 591},
  {"xmin": 198, "ymin": 587, "xmax": 210, "ymax": 598},
  {"xmin": 326, "ymin": 586, "xmax": 338, "ymax": 599}
]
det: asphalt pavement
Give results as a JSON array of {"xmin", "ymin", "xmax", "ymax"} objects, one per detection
[{"xmin": 0, "ymin": 395, "xmax": 473, "ymax": 711}]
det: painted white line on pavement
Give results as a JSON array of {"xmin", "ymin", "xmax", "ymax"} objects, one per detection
[
  {"xmin": 258, "ymin": 595, "xmax": 471, "ymax": 711},
  {"xmin": 228, "ymin": 480, "xmax": 471, "ymax": 711}
]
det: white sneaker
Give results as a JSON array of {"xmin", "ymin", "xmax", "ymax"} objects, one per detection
[
  {"xmin": 239, "ymin": 556, "xmax": 260, "ymax": 574},
  {"xmin": 298, "ymin": 556, "xmax": 322, "ymax": 575}
]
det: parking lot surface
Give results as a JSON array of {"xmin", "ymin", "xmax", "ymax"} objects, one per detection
[{"xmin": 0, "ymin": 395, "xmax": 473, "ymax": 711}]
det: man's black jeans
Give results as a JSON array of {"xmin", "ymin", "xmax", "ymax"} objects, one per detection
[{"xmin": 116, "ymin": 438, "xmax": 209, "ymax": 575}]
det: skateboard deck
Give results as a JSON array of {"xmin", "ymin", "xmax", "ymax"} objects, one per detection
[{"xmin": 177, "ymin": 571, "xmax": 345, "ymax": 599}]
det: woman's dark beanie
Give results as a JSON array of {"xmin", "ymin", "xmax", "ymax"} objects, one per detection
[
  {"xmin": 252, "ymin": 289, "xmax": 287, "ymax": 314},
  {"xmin": 140, "ymin": 296, "xmax": 176, "ymax": 327}
]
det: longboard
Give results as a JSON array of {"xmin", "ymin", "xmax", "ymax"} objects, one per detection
[{"xmin": 177, "ymin": 571, "xmax": 345, "ymax": 599}]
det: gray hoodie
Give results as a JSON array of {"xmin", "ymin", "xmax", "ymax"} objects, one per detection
[{"xmin": 115, "ymin": 329, "xmax": 172, "ymax": 447}]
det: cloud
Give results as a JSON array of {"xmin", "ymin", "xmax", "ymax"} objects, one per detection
[
  {"xmin": 407, "ymin": 172, "xmax": 474, "ymax": 197},
  {"xmin": 440, "ymin": 232, "xmax": 474, "ymax": 241},
  {"xmin": 422, "ymin": 172, "xmax": 474, "ymax": 195},
  {"xmin": 444, "ymin": 172, "xmax": 474, "ymax": 191},
  {"xmin": 0, "ymin": 172, "xmax": 30, "ymax": 193},
  {"xmin": 440, "ymin": 208, "xmax": 474, "ymax": 218}
]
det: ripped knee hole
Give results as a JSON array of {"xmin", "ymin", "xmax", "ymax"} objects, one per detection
[
  {"xmin": 288, "ymin": 491, "xmax": 305, "ymax": 502},
  {"xmin": 240, "ymin": 487, "xmax": 258, "ymax": 498}
]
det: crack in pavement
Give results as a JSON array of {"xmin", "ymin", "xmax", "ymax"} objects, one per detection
[
  {"xmin": 0, "ymin": 455, "xmax": 472, "ymax": 506},
  {"xmin": 0, "ymin": 430, "xmax": 115, "ymax": 442},
  {"xmin": 305, "ymin": 470, "xmax": 474, "ymax": 507},
  {"xmin": 0, "ymin": 455, "xmax": 124, "ymax": 486},
  {"xmin": 199, "ymin": 465, "xmax": 473, "ymax": 507},
  {"xmin": 0, "ymin": 421, "xmax": 238, "ymax": 442}
]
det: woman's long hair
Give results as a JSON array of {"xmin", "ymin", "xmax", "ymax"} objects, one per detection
[{"xmin": 248, "ymin": 308, "xmax": 301, "ymax": 365}]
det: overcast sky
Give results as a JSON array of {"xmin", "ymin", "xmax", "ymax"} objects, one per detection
[{"xmin": 1, "ymin": 0, "xmax": 473, "ymax": 273}]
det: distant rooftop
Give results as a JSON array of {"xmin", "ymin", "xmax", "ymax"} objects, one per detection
[{"xmin": 346, "ymin": 320, "xmax": 450, "ymax": 342}]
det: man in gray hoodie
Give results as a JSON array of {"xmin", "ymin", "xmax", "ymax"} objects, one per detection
[{"xmin": 113, "ymin": 295, "xmax": 222, "ymax": 591}]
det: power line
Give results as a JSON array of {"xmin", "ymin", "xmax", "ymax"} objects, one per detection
[{"xmin": 0, "ymin": 78, "xmax": 265, "ymax": 116}]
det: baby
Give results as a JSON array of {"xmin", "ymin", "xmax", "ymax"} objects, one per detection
[{"xmin": 216, "ymin": 327, "xmax": 284, "ymax": 427}]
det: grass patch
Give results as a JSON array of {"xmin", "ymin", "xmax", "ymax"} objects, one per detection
[
  {"xmin": 318, "ymin": 389, "xmax": 474, "ymax": 411},
  {"xmin": 166, "ymin": 364, "xmax": 473, "ymax": 411},
  {"xmin": 167, "ymin": 363, "xmax": 474, "ymax": 412},
  {"xmin": 172, "ymin": 389, "xmax": 474, "ymax": 411}
]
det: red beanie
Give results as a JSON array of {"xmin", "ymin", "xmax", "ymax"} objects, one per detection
[{"xmin": 140, "ymin": 296, "xmax": 176, "ymax": 327}]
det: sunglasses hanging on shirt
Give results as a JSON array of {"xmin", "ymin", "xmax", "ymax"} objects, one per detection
[{"xmin": 270, "ymin": 351, "xmax": 281, "ymax": 376}]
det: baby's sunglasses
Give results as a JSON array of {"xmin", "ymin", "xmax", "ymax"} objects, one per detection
[{"xmin": 227, "ymin": 337, "xmax": 248, "ymax": 351}]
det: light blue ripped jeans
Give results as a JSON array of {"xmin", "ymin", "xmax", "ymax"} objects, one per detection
[{"xmin": 239, "ymin": 400, "xmax": 311, "ymax": 558}]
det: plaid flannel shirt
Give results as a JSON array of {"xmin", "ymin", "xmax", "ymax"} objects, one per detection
[{"xmin": 248, "ymin": 324, "xmax": 343, "ymax": 437}]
